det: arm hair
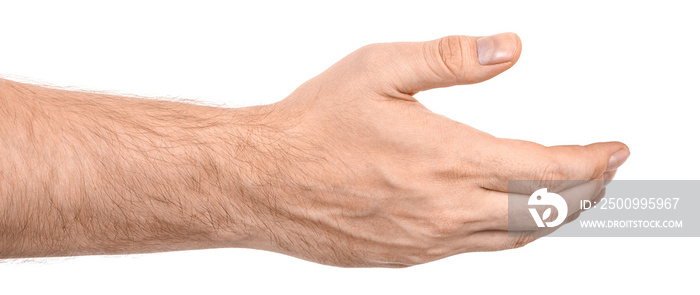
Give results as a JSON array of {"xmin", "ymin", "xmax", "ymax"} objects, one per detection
[{"xmin": 0, "ymin": 78, "xmax": 270, "ymax": 258}]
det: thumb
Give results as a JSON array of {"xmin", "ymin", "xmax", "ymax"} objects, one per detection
[{"xmin": 375, "ymin": 33, "xmax": 522, "ymax": 95}]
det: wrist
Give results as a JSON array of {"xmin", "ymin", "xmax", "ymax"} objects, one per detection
[{"xmin": 207, "ymin": 104, "xmax": 286, "ymax": 250}]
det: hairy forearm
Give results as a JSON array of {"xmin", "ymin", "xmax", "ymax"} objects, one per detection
[{"xmin": 0, "ymin": 79, "xmax": 269, "ymax": 258}]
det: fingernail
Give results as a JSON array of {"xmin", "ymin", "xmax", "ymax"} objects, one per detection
[
  {"xmin": 606, "ymin": 149, "xmax": 630, "ymax": 171},
  {"xmin": 477, "ymin": 33, "xmax": 518, "ymax": 65}
]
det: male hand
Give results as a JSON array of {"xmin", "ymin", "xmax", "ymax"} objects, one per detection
[
  {"xmin": 0, "ymin": 33, "xmax": 629, "ymax": 268},
  {"xmin": 241, "ymin": 33, "xmax": 630, "ymax": 267}
]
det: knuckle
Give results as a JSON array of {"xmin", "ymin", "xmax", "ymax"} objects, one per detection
[
  {"xmin": 437, "ymin": 35, "xmax": 470, "ymax": 80},
  {"xmin": 353, "ymin": 43, "xmax": 389, "ymax": 67},
  {"xmin": 549, "ymin": 145, "xmax": 607, "ymax": 181},
  {"xmin": 566, "ymin": 145, "xmax": 604, "ymax": 179},
  {"xmin": 538, "ymin": 156, "xmax": 566, "ymax": 185}
]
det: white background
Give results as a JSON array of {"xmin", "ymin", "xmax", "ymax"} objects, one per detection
[{"xmin": 1, "ymin": 0, "xmax": 698, "ymax": 294}]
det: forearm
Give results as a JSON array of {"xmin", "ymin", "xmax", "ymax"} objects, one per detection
[{"xmin": 0, "ymin": 79, "xmax": 267, "ymax": 258}]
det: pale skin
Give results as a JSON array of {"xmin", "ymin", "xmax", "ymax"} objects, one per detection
[{"xmin": 0, "ymin": 33, "xmax": 629, "ymax": 267}]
